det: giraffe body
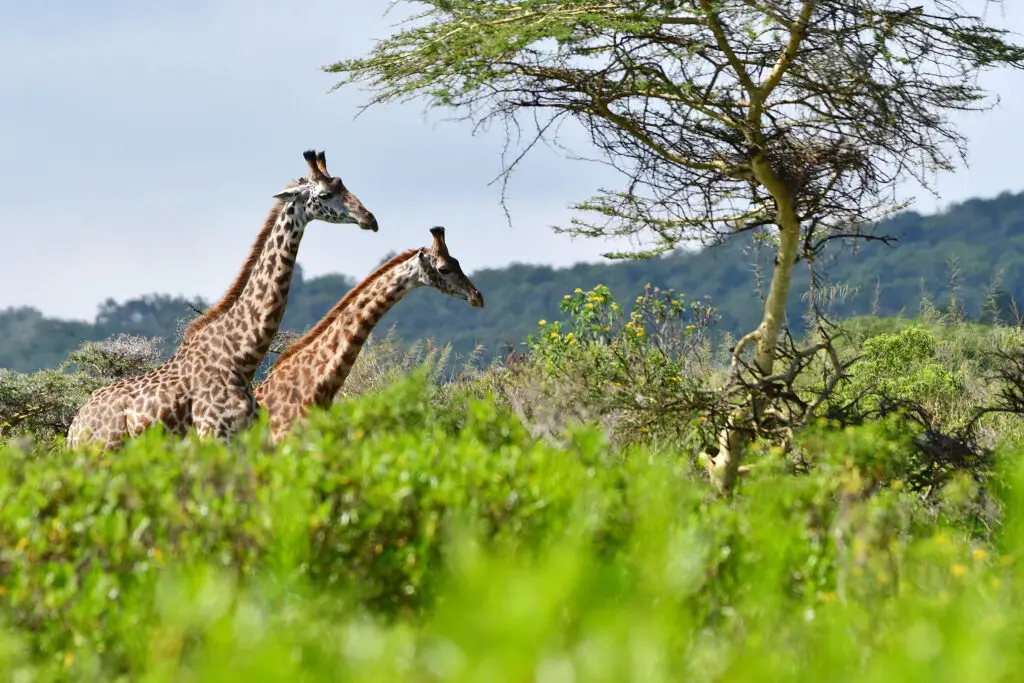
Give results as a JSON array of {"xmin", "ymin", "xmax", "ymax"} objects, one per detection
[
  {"xmin": 254, "ymin": 226, "xmax": 483, "ymax": 443},
  {"xmin": 62, "ymin": 353, "xmax": 253, "ymax": 449},
  {"xmin": 67, "ymin": 150, "xmax": 378, "ymax": 450}
]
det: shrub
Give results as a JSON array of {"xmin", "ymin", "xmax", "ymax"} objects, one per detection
[
  {"xmin": 524, "ymin": 284, "xmax": 719, "ymax": 446},
  {"xmin": 63, "ymin": 334, "xmax": 165, "ymax": 381},
  {"xmin": 835, "ymin": 325, "xmax": 964, "ymax": 419},
  {"xmin": 0, "ymin": 371, "xmax": 620, "ymax": 673},
  {"xmin": 0, "ymin": 397, "xmax": 1020, "ymax": 680}
]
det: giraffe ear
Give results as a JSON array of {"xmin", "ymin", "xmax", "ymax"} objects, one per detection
[{"xmin": 273, "ymin": 185, "xmax": 307, "ymax": 201}]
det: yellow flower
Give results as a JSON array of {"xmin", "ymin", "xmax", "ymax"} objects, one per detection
[
  {"xmin": 686, "ymin": 324, "xmax": 696, "ymax": 330},
  {"xmin": 972, "ymin": 548, "xmax": 988, "ymax": 561},
  {"xmin": 563, "ymin": 295, "xmax": 572, "ymax": 300},
  {"xmin": 950, "ymin": 563, "xmax": 967, "ymax": 577},
  {"xmin": 574, "ymin": 288, "xmax": 583, "ymax": 293},
  {"xmin": 666, "ymin": 376, "xmax": 681, "ymax": 382},
  {"xmin": 538, "ymin": 319, "xmax": 547, "ymax": 326},
  {"xmin": 568, "ymin": 338, "xmax": 578, "ymax": 345},
  {"xmin": 550, "ymin": 332, "xmax": 558, "ymax": 339},
  {"xmin": 585, "ymin": 303, "xmax": 594, "ymax": 309}
]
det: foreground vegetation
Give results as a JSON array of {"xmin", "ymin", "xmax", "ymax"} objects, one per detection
[{"xmin": 1, "ymin": 280, "xmax": 1024, "ymax": 680}]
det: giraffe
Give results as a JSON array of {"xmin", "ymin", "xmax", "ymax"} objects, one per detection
[
  {"xmin": 67, "ymin": 149, "xmax": 379, "ymax": 451},
  {"xmin": 253, "ymin": 226, "xmax": 484, "ymax": 443}
]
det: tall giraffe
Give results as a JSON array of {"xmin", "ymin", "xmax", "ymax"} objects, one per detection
[
  {"xmin": 253, "ymin": 226, "xmax": 484, "ymax": 443},
  {"xmin": 67, "ymin": 149, "xmax": 379, "ymax": 451}
]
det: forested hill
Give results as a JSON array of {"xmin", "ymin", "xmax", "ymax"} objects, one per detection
[{"xmin": 5, "ymin": 190, "xmax": 1024, "ymax": 373}]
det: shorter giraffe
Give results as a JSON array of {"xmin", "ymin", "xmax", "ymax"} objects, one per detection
[
  {"xmin": 253, "ymin": 226, "xmax": 484, "ymax": 442},
  {"xmin": 67, "ymin": 150, "xmax": 379, "ymax": 451}
]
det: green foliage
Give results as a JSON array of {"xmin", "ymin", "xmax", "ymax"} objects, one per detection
[
  {"xmin": 837, "ymin": 325, "xmax": 964, "ymax": 417},
  {"xmin": 825, "ymin": 315, "xmax": 1024, "ymax": 453},
  {"xmin": 0, "ymin": 371, "xmax": 617, "ymax": 674},
  {"xmin": 0, "ymin": 368, "xmax": 100, "ymax": 444},
  {"xmin": 525, "ymin": 283, "xmax": 718, "ymax": 444},
  {"xmin": 0, "ymin": 377, "xmax": 1023, "ymax": 680}
]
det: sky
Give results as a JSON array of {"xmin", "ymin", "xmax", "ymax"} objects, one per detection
[{"xmin": 2, "ymin": 1, "xmax": 1023, "ymax": 321}]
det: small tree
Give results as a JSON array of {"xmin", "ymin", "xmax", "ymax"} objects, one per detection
[
  {"xmin": 65, "ymin": 333, "xmax": 166, "ymax": 381},
  {"xmin": 330, "ymin": 0, "xmax": 1024, "ymax": 491}
]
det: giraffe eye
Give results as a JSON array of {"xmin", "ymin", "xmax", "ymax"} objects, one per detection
[{"xmin": 438, "ymin": 265, "xmax": 452, "ymax": 275}]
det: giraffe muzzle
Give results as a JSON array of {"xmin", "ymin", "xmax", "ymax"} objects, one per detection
[
  {"xmin": 468, "ymin": 289, "xmax": 485, "ymax": 308},
  {"xmin": 361, "ymin": 212, "xmax": 379, "ymax": 232}
]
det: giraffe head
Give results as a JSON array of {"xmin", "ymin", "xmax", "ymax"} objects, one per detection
[
  {"xmin": 415, "ymin": 226, "xmax": 484, "ymax": 308},
  {"xmin": 272, "ymin": 150, "xmax": 379, "ymax": 231}
]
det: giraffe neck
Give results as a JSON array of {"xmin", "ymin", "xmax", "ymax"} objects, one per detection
[
  {"xmin": 212, "ymin": 202, "xmax": 309, "ymax": 377},
  {"xmin": 287, "ymin": 254, "xmax": 421, "ymax": 407},
  {"xmin": 313, "ymin": 257, "xmax": 420, "ymax": 404}
]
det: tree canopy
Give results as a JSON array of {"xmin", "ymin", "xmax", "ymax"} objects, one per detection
[
  {"xmin": 329, "ymin": 0, "xmax": 1024, "ymax": 490},
  {"xmin": 330, "ymin": 0, "xmax": 1024, "ymax": 254}
]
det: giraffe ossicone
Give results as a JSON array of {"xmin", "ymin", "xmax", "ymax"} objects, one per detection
[
  {"xmin": 253, "ymin": 225, "xmax": 484, "ymax": 443},
  {"xmin": 66, "ymin": 149, "xmax": 380, "ymax": 451}
]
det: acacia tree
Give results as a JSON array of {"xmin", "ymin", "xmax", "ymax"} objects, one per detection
[{"xmin": 329, "ymin": 0, "xmax": 1024, "ymax": 491}]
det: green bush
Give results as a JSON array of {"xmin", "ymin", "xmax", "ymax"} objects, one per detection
[
  {"xmin": 836, "ymin": 324, "xmax": 964, "ymax": 418},
  {"xmin": 0, "ymin": 370, "xmax": 622, "ymax": 674},
  {"xmin": 524, "ymin": 284, "xmax": 719, "ymax": 445},
  {"xmin": 1, "ymin": 365, "xmax": 1022, "ymax": 680}
]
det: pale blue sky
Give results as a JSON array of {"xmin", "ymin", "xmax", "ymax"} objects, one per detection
[{"xmin": 2, "ymin": 1, "xmax": 1023, "ymax": 320}]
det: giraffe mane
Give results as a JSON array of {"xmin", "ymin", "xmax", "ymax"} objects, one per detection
[
  {"xmin": 271, "ymin": 248, "xmax": 421, "ymax": 367},
  {"xmin": 184, "ymin": 200, "xmax": 286, "ymax": 342}
]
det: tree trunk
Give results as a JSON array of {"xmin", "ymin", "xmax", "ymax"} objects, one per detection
[{"xmin": 709, "ymin": 158, "xmax": 800, "ymax": 494}]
